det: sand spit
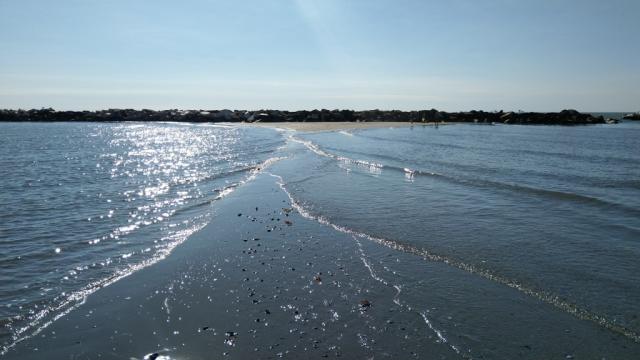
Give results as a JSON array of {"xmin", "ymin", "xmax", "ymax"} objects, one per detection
[{"xmin": 247, "ymin": 121, "xmax": 439, "ymax": 132}]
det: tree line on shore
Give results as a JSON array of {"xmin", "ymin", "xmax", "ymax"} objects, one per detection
[{"xmin": 0, "ymin": 108, "xmax": 619, "ymax": 125}]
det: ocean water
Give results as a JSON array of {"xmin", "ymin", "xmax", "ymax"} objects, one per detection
[
  {"xmin": 1, "ymin": 121, "xmax": 640, "ymax": 355},
  {"xmin": 0, "ymin": 122, "xmax": 285, "ymax": 351},
  {"xmin": 280, "ymin": 123, "xmax": 640, "ymax": 335}
]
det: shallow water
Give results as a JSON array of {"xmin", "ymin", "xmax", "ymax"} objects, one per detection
[
  {"xmin": 0, "ymin": 122, "xmax": 284, "ymax": 350},
  {"xmin": 5, "ymin": 172, "xmax": 639, "ymax": 359},
  {"xmin": 1, "ymin": 121, "xmax": 640, "ymax": 357},
  {"xmin": 279, "ymin": 122, "xmax": 640, "ymax": 340}
]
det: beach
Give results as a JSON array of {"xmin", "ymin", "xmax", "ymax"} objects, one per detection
[
  {"xmin": 246, "ymin": 121, "xmax": 435, "ymax": 132},
  {"xmin": 3, "ymin": 0, "xmax": 639, "ymax": 357},
  {"xmin": 4, "ymin": 172, "xmax": 640, "ymax": 359},
  {"xmin": 2, "ymin": 122, "xmax": 640, "ymax": 359}
]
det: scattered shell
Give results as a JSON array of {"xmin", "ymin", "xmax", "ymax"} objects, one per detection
[{"xmin": 359, "ymin": 299, "xmax": 371, "ymax": 309}]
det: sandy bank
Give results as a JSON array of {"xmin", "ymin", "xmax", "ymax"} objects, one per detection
[{"xmin": 246, "ymin": 121, "xmax": 440, "ymax": 132}]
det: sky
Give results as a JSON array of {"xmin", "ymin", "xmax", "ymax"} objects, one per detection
[{"xmin": 0, "ymin": 0, "xmax": 638, "ymax": 111}]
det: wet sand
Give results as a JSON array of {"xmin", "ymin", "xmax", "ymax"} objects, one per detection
[
  {"xmin": 4, "ymin": 172, "xmax": 640, "ymax": 359},
  {"xmin": 247, "ymin": 121, "xmax": 439, "ymax": 132}
]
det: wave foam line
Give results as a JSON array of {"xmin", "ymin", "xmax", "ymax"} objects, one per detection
[
  {"xmin": 289, "ymin": 136, "xmax": 383, "ymax": 170},
  {"xmin": 354, "ymin": 237, "xmax": 388, "ymax": 287},
  {"xmin": 352, "ymin": 236, "xmax": 465, "ymax": 357},
  {"xmin": 268, "ymin": 172, "xmax": 640, "ymax": 344},
  {"xmin": 419, "ymin": 311, "xmax": 462, "ymax": 354},
  {"xmin": 293, "ymin": 136, "xmax": 640, "ymax": 216},
  {"xmin": 1, "ymin": 156, "xmax": 287, "ymax": 356},
  {"xmin": 288, "ymin": 136, "xmax": 335, "ymax": 158}
]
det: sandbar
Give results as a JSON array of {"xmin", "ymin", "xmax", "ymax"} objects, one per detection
[{"xmin": 246, "ymin": 121, "xmax": 440, "ymax": 132}]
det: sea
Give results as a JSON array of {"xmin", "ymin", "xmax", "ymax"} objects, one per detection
[{"xmin": 1, "ymin": 119, "xmax": 639, "ymax": 356}]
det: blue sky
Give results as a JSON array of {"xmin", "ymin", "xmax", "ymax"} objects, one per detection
[{"xmin": 0, "ymin": 0, "xmax": 638, "ymax": 111}]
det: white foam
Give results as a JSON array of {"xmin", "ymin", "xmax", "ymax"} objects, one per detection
[
  {"xmin": 404, "ymin": 168, "xmax": 416, "ymax": 181},
  {"xmin": 353, "ymin": 236, "xmax": 388, "ymax": 286},
  {"xmin": 288, "ymin": 136, "xmax": 383, "ymax": 175},
  {"xmin": 419, "ymin": 311, "xmax": 461, "ymax": 354},
  {"xmin": 288, "ymin": 136, "xmax": 334, "ymax": 158},
  {"xmin": 353, "ymin": 234, "xmax": 462, "ymax": 355}
]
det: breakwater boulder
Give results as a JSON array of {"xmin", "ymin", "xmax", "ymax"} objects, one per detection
[
  {"xmin": 623, "ymin": 113, "xmax": 640, "ymax": 120},
  {"xmin": 0, "ymin": 108, "xmax": 607, "ymax": 125}
]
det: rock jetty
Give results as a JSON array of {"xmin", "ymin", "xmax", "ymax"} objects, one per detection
[{"xmin": 0, "ymin": 108, "xmax": 607, "ymax": 125}]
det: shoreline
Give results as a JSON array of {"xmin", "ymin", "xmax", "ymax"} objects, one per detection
[
  {"xmin": 4, "ymin": 172, "xmax": 640, "ymax": 359},
  {"xmin": 3, "ymin": 124, "xmax": 640, "ymax": 359}
]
